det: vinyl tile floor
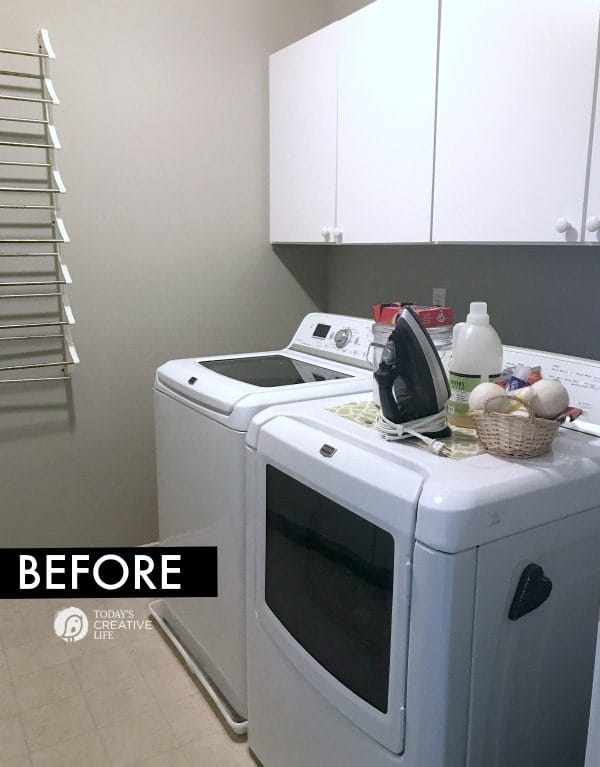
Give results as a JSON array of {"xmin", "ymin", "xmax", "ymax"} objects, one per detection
[{"xmin": 0, "ymin": 599, "xmax": 257, "ymax": 767}]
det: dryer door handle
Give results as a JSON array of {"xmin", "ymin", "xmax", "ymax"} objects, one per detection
[{"xmin": 508, "ymin": 563, "xmax": 553, "ymax": 621}]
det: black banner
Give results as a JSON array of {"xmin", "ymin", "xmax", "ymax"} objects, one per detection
[{"xmin": 0, "ymin": 548, "xmax": 218, "ymax": 598}]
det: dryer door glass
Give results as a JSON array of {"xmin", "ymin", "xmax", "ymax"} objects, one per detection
[{"xmin": 265, "ymin": 465, "xmax": 394, "ymax": 713}]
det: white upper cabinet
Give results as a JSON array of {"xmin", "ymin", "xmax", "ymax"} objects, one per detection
[
  {"xmin": 269, "ymin": 24, "xmax": 339, "ymax": 244},
  {"xmin": 433, "ymin": 0, "xmax": 600, "ymax": 243},
  {"xmin": 336, "ymin": 0, "xmax": 438, "ymax": 243},
  {"xmin": 586, "ymin": 92, "xmax": 600, "ymax": 244}
]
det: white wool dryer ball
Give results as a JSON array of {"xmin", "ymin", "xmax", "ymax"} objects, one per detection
[
  {"xmin": 529, "ymin": 379, "xmax": 569, "ymax": 419},
  {"xmin": 468, "ymin": 382, "xmax": 513, "ymax": 413}
]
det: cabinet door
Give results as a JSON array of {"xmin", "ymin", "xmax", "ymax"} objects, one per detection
[
  {"xmin": 336, "ymin": 0, "xmax": 438, "ymax": 243},
  {"xmin": 433, "ymin": 1, "xmax": 600, "ymax": 243},
  {"xmin": 269, "ymin": 24, "xmax": 338, "ymax": 244},
  {"xmin": 585, "ymin": 88, "xmax": 600, "ymax": 243}
]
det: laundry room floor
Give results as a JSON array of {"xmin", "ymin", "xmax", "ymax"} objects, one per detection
[{"xmin": 0, "ymin": 599, "xmax": 255, "ymax": 767}]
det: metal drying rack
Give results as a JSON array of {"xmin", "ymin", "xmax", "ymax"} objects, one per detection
[{"xmin": 0, "ymin": 29, "xmax": 78, "ymax": 385}]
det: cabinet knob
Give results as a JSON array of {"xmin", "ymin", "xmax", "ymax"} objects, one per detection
[
  {"xmin": 333, "ymin": 227, "xmax": 343, "ymax": 244},
  {"xmin": 321, "ymin": 227, "xmax": 331, "ymax": 242},
  {"xmin": 555, "ymin": 217, "xmax": 572, "ymax": 234},
  {"xmin": 586, "ymin": 215, "xmax": 600, "ymax": 233}
]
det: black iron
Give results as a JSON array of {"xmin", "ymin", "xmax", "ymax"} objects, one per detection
[{"xmin": 374, "ymin": 306, "xmax": 451, "ymax": 436}]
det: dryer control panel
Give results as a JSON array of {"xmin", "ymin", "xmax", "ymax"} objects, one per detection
[
  {"xmin": 289, "ymin": 313, "xmax": 374, "ymax": 369},
  {"xmin": 504, "ymin": 346, "xmax": 600, "ymax": 437}
]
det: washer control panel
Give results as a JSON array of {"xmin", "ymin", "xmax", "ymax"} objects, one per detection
[{"xmin": 290, "ymin": 313, "xmax": 374, "ymax": 368}]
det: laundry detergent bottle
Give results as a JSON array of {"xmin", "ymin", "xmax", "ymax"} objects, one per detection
[{"xmin": 447, "ymin": 302, "xmax": 503, "ymax": 428}]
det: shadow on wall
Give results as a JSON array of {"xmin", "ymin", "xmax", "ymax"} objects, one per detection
[
  {"xmin": 324, "ymin": 244, "xmax": 600, "ymax": 360},
  {"xmin": 273, "ymin": 244, "xmax": 329, "ymax": 310},
  {"xmin": 0, "ymin": 380, "xmax": 76, "ymax": 443}
]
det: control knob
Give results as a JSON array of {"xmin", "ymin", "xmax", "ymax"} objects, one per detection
[{"xmin": 334, "ymin": 328, "xmax": 352, "ymax": 348}]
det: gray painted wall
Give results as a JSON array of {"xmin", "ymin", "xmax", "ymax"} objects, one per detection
[
  {"xmin": 1, "ymin": 1, "xmax": 331, "ymax": 547},
  {"xmin": 327, "ymin": 245, "xmax": 600, "ymax": 359}
]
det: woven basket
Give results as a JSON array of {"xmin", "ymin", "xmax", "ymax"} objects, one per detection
[{"xmin": 471, "ymin": 394, "xmax": 560, "ymax": 458}]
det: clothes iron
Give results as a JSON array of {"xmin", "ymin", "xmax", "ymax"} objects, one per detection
[{"xmin": 374, "ymin": 306, "xmax": 452, "ymax": 453}]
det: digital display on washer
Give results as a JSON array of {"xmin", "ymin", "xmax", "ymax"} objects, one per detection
[
  {"xmin": 312, "ymin": 323, "xmax": 330, "ymax": 339},
  {"xmin": 265, "ymin": 465, "xmax": 394, "ymax": 713},
  {"xmin": 199, "ymin": 355, "xmax": 350, "ymax": 387}
]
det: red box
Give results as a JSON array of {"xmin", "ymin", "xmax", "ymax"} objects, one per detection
[{"xmin": 372, "ymin": 303, "xmax": 453, "ymax": 328}]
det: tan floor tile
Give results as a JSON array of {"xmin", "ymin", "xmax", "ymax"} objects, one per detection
[
  {"xmin": 14, "ymin": 661, "xmax": 81, "ymax": 713},
  {"xmin": 29, "ymin": 729, "xmax": 110, "ymax": 767},
  {"xmin": 0, "ymin": 677, "xmax": 19, "ymax": 718},
  {"xmin": 4, "ymin": 638, "xmax": 68, "ymax": 679},
  {"xmin": 84, "ymin": 673, "xmax": 156, "ymax": 729},
  {"xmin": 61, "ymin": 632, "xmax": 126, "ymax": 659},
  {"xmin": 0, "ymin": 601, "xmax": 52, "ymax": 622},
  {"xmin": 0, "ymin": 714, "xmax": 29, "ymax": 760},
  {"xmin": 119, "ymin": 622, "xmax": 157, "ymax": 649},
  {"xmin": 128, "ymin": 633, "xmax": 184, "ymax": 677},
  {"xmin": 3, "ymin": 756, "xmax": 32, "ymax": 767},
  {"xmin": 0, "ymin": 606, "xmax": 57, "ymax": 650},
  {"xmin": 159, "ymin": 691, "xmax": 224, "ymax": 745},
  {"xmin": 98, "ymin": 708, "xmax": 178, "ymax": 767},
  {"xmin": 129, "ymin": 748, "xmax": 190, "ymax": 767},
  {"xmin": 71, "ymin": 643, "xmax": 137, "ymax": 692},
  {"xmin": 20, "ymin": 694, "xmax": 95, "ymax": 753},
  {"xmin": 142, "ymin": 662, "xmax": 199, "ymax": 705},
  {"xmin": 183, "ymin": 731, "xmax": 250, "ymax": 767}
]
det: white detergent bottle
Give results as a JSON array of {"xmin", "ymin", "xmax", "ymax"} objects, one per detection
[{"xmin": 447, "ymin": 301, "xmax": 503, "ymax": 428}]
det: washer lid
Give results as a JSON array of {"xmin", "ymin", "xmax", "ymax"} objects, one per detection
[{"xmin": 155, "ymin": 352, "xmax": 360, "ymax": 416}]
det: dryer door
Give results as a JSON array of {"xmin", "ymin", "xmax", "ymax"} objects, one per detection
[{"xmin": 251, "ymin": 416, "xmax": 422, "ymax": 754}]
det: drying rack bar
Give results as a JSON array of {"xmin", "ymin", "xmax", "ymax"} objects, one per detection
[
  {"xmin": 0, "ymin": 374, "xmax": 71, "ymax": 384},
  {"xmin": 0, "ymin": 320, "xmax": 69, "ymax": 330},
  {"xmin": 0, "ymin": 160, "xmax": 51, "ymax": 167},
  {"xmin": 0, "ymin": 251, "xmax": 58, "ymax": 257},
  {"xmin": 0, "ymin": 116, "xmax": 49, "ymax": 125},
  {"xmin": 0, "ymin": 279, "xmax": 67, "ymax": 288},
  {"xmin": 0, "ymin": 30, "xmax": 55, "ymax": 60},
  {"xmin": 0, "ymin": 219, "xmax": 70, "ymax": 243},
  {"xmin": 0, "ymin": 141, "xmax": 54, "ymax": 150},
  {"xmin": 0, "ymin": 48, "xmax": 50, "ymax": 59},
  {"xmin": 0, "ymin": 238, "xmax": 63, "ymax": 243},
  {"xmin": 0, "ymin": 358, "xmax": 75, "ymax": 372},
  {"xmin": 0, "ymin": 333, "xmax": 64, "ymax": 341},
  {"xmin": 0, "ymin": 70, "xmax": 43, "ymax": 79},
  {"xmin": 0, "ymin": 291, "xmax": 62, "ymax": 299},
  {"xmin": 0, "ymin": 94, "xmax": 53, "ymax": 105},
  {"xmin": 0, "ymin": 204, "xmax": 55, "ymax": 210}
]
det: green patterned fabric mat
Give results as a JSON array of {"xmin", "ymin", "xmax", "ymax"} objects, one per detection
[{"xmin": 327, "ymin": 400, "xmax": 485, "ymax": 460}]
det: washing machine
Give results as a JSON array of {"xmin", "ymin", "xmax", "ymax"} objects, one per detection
[
  {"xmin": 246, "ymin": 346, "xmax": 600, "ymax": 767},
  {"xmin": 151, "ymin": 312, "xmax": 374, "ymax": 733}
]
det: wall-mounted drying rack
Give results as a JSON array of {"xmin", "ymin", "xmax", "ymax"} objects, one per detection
[{"xmin": 0, "ymin": 28, "xmax": 78, "ymax": 385}]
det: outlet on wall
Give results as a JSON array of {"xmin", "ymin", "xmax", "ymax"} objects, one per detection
[{"xmin": 432, "ymin": 287, "xmax": 447, "ymax": 306}]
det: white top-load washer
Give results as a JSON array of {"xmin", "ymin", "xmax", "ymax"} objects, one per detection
[
  {"xmin": 152, "ymin": 312, "xmax": 374, "ymax": 733},
  {"xmin": 245, "ymin": 346, "xmax": 600, "ymax": 767}
]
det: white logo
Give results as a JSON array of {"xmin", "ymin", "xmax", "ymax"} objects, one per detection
[{"xmin": 54, "ymin": 607, "xmax": 89, "ymax": 643}]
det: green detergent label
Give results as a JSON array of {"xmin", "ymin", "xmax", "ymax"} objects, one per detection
[
  {"xmin": 448, "ymin": 371, "xmax": 482, "ymax": 417},
  {"xmin": 448, "ymin": 371, "xmax": 501, "ymax": 416}
]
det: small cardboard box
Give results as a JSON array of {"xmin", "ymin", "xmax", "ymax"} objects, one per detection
[{"xmin": 372, "ymin": 303, "xmax": 453, "ymax": 328}]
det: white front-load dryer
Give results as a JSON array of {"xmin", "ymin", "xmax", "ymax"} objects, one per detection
[
  {"xmin": 152, "ymin": 313, "xmax": 374, "ymax": 732},
  {"xmin": 245, "ymin": 347, "xmax": 600, "ymax": 767}
]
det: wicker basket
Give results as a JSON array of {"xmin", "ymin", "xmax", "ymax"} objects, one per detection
[{"xmin": 471, "ymin": 394, "xmax": 560, "ymax": 458}]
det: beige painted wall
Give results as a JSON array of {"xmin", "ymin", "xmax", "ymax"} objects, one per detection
[
  {"xmin": 1, "ymin": 1, "xmax": 332, "ymax": 546},
  {"xmin": 330, "ymin": 0, "xmax": 373, "ymax": 21}
]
